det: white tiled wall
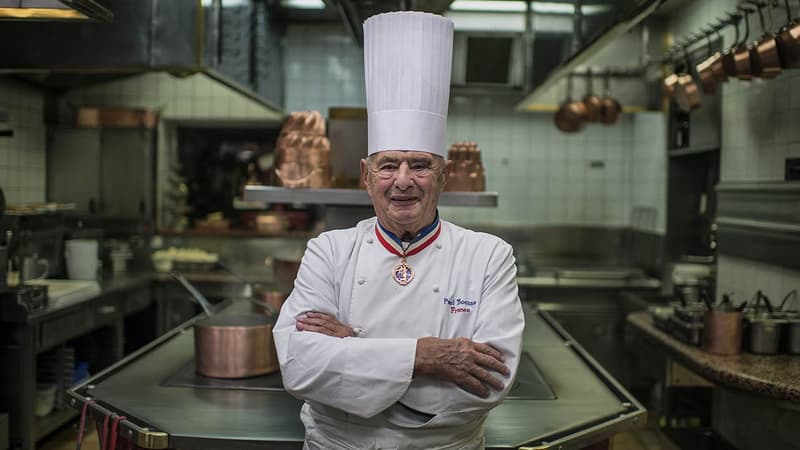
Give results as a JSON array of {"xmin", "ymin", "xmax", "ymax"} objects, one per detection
[
  {"xmin": 284, "ymin": 24, "xmax": 666, "ymax": 231},
  {"xmin": 0, "ymin": 78, "xmax": 47, "ymax": 204},
  {"xmin": 60, "ymin": 72, "xmax": 283, "ymax": 122},
  {"xmin": 668, "ymin": 0, "xmax": 800, "ymax": 297}
]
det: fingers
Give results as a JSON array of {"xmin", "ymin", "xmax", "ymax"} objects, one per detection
[
  {"xmin": 474, "ymin": 352, "xmax": 510, "ymax": 377},
  {"xmin": 474, "ymin": 342, "xmax": 505, "ymax": 363},
  {"xmin": 456, "ymin": 375, "xmax": 490, "ymax": 398},
  {"xmin": 469, "ymin": 365, "xmax": 505, "ymax": 391},
  {"xmin": 296, "ymin": 312, "xmax": 354, "ymax": 338}
]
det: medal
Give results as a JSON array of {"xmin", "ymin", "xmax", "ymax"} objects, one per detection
[
  {"xmin": 393, "ymin": 259, "xmax": 414, "ymax": 285},
  {"xmin": 375, "ymin": 215, "xmax": 441, "ymax": 286}
]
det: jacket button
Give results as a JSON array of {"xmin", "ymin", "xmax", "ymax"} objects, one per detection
[
  {"xmin": 433, "ymin": 285, "xmax": 439, "ymax": 293},
  {"xmin": 366, "ymin": 238, "xmax": 374, "ymax": 244},
  {"xmin": 436, "ymin": 243, "xmax": 442, "ymax": 249},
  {"xmin": 358, "ymin": 278, "xmax": 366, "ymax": 285}
]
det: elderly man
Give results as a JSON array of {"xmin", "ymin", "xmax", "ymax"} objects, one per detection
[{"xmin": 272, "ymin": 11, "xmax": 525, "ymax": 450}]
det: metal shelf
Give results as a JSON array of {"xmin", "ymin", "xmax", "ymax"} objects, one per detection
[{"xmin": 242, "ymin": 186, "xmax": 498, "ymax": 207}]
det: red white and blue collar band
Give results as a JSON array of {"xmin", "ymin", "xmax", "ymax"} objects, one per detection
[{"xmin": 375, "ymin": 213, "xmax": 441, "ymax": 258}]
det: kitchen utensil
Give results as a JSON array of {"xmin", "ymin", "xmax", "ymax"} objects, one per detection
[
  {"xmin": 674, "ymin": 47, "xmax": 701, "ymax": 112},
  {"xmin": 21, "ymin": 255, "xmax": 49, "ymax": 282},
  {"xmin": 787, "ymin": 318, "xmax": 800, "ymax": 354},
  {"xmin": 710, "ymin": 28, "xmax": 729, "ymax": 83},
  {"xmin": 749, "ymin": 316, "xmax": 785, "ymax": 354},
  {"xmin": 582, "ymin": 69, "xmax": 603, "ymax": 123},
  {"xmin": 194, "ymin": 313, "xmax": 279, "ymax": 378},
  {"xmin": 170, "ymin": 272, "xmax": 280, "ymax": 378},
  {"xmin": 554, "ymin": 74, "xmax": 586, "ymax": 133},
  {"xmin": 663, "ymin": 73, "xmax": 679, "ymax": 98},
  {"xmin": 252, "ymin": 288, "xmax": 289, "ymax": 316},
  {"xmin": 696, "ymin": 32, "xmax": 719, "ymax": 94},
  {"xmin": 751, "ymin": 2, "xmax": 782, "ymax": 79},
  {"xmin": 776, "ymin": 0, "xmax": 800, "ymax": 68},
  {"xmin": 722, "ymin": 12, "xmax": 743, "ymax": 76},
  {"xmin": 702, "ymin": 309, "xmax": 743, "ymax": 355},
  {"xmin": 600, "ymin": 71, "xmax": 622, "ymax": 125},
  {"xmin": 734, "ymin": 6, "xmax": 755, "ymax": 80}
]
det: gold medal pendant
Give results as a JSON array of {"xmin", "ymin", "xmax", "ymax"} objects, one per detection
[{"xmin": 392, "ymin": 259, "xmax": 414, "ymax": 285}]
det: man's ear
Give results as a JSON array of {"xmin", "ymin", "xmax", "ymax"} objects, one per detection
[
  {"xmin": 442, "ymin": 159, "xmax": 454, "ymax": 185},
  {"xmin": 360, "ymin": 158, "xmax": 370, "ymax": 189}
]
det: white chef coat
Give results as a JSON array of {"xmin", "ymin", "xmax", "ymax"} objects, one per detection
[{"xmin": 273, "ymin": 217, "xmax": 525, "ymax": 450}]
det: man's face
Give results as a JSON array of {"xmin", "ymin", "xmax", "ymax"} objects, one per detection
[{"xmin": 360, "ymin": 150, "xmax": 452, "ymax": 237}]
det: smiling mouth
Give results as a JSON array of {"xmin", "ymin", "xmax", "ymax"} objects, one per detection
[{"xmin": 390, "ymin": 196, "xmax": 419, "ymax": 204}]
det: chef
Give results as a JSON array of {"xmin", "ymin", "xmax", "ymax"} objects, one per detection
[{"xmin": 272, "ymin": 11, "xmax": 525, "ymax": 450}]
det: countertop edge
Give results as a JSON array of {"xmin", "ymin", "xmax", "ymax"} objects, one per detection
[{"xmin": 627, "ymin": 312, "xmax": 800, "ymax": 402}]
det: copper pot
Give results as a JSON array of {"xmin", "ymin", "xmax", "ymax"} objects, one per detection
[
  {"xmin": 194, "ymin": 313, "xmax": 279, "ymax": 378},
  {"xmin": 696, "ymin": 57, "xmax": 717, "ymax": 94},
  {"xmin": 701, "ymin": 310, "xmax": 743, "ymax": 355},
  {"xmin": 600, "ymin": 72, "xmax": 622, "ymax": 125},
  {"xmin": 663, "ymin": 73, "xmax": 679, "ymax": 98},
  {"xmin": 735, "ymin": 7, "xmax": 755, "ymax": 80},
  {"xmin": 674, "ymin": 74, "xmax": 700, "ymax": 112},
  {"xmin": 710, "ymin": 52, "xmax": 728, "ymax": 83},
  {"xmin": 252, "ymin": 289, "xmax": 289, "ymax": 316},
  {"xmin": 554, "ymin": 75, "xmax": 586, "ymax": 133},
  {"xmin": 751, "ymin": 4, "xmax": 782, "ymax": 79},
  {"xmin": 582, "ymin": 70, "xmax": 603, "ymax": 123},
  {"xmin": 776, "ymin": 0, "xmax": 800, "ymax": 69}
]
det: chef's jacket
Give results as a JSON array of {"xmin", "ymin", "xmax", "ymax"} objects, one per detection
[{"xmin": 273, "ymin": 217, "xmax": 525, "ymax": 450}]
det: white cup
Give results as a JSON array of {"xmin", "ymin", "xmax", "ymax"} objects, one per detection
[{"xmin": 64, "ymin": 239, "xmax": 99, "ymax": 280}]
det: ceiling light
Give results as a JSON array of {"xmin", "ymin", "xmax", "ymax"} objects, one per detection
[
  {"xmin": 281, "ymin": 0, "xmax": 326, "ymax": 9},
  {"xmin": 449, "ymin": 1, "xmax": 611, "ymax": 15},
  {"xmin": 0, "ymin": 0, "xmax": 113, "ymax": 22}
]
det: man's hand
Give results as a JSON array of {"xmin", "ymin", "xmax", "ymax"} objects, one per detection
[
  {"xmin": 414, "ymin": 337, "xmax": 510, "ymax": 398},
  {"xmin": 296, "ymin": 312, "xmax": 355, "ymax": 338}
]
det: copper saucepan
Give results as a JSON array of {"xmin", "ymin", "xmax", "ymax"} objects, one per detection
[
  {"xmin": 554, "ymin": 74, "xmax": 586, "ymax": 133},
  {"xmin": 696, "ymin": 33, "xmax": 719, "ymax": 95},
  {"xmin": 674, "ymin": 48, "xmax": 701, "ymax": 112},
  {"xmin": 776, "ymin": 0, "xmax": 800, "ymax": 68},
  {"xmin": 582, "ymin": 69, "xmax": 603, "ymax": 123},
  {"xmin": 734, "ymin": 6, "xmax": 755, "ymax": 80},
  {"xmin": 600, "ymin": 71, "xmax": 622, "ymax": 125},
  {"xmin": 171, "ymin": 272, "xmax": 280, "ymax": 379},
  {"xmin": 750, "ymin": 2, "xmax": 782, "ymax": 79},
  {"xmin": 722, "ymin": 12, "xmax": 743, "ymax": 77}
]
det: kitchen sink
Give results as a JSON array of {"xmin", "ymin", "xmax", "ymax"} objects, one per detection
[{"xmin": 506, "ymin": 351, "xmax": 556, "ymax": 400}]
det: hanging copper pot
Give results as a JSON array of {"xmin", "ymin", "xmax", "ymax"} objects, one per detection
[
  {"xmin": 663, "ymin": 73, "xmax": 680, "ymax": 98},
  {"xmin": 722, "ymin": 12, "xmax": 743, "ymax": 77},
  {"xmin": 751, "ymin": 3, "xmax": 782, "ymax": 79},
  {"xmin": 600, "ymin": 71, "xmax": 622, "ymax": 125},
  {"xmin": 554, "ymin": 74, "xmax": 586, "ymax": 133},
  {"xmin": 582, "ymin": 69, "xmax": 603, "ymax": 123},
  {"xmin": 735, "ymin": 6, "xmax": 755, "ymax": 80},
  {"xmin": 776, "ymin": 0, "xmax": 800, "ymax": 68},
  {"xmin": 674, "ymin": 48, "xmax": 701, "ymax": 112}
]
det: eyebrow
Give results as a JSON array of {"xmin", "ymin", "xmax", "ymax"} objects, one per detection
[{"xmin": 373, "ymin": 156, "xmax": 434, "ymax": 165}]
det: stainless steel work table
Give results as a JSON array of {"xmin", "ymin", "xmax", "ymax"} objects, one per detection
[{"xmin": 69, "ymin": 303, "xmax": 645, "ymax": 449}]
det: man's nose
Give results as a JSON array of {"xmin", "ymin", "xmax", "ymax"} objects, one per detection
[{"xmin": 394, "ymin": 162, "xmax": 414, "ymax": 190}]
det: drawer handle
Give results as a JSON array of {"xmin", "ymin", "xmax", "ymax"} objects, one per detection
[{"xmin": 98, "ymin": 305, "xmax": 117, "ymax": 315}]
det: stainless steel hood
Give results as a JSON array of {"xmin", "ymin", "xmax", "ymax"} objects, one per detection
[
  {"xmin": 0, "ymin": 0, "xmax": 283, "ymax": 112},
  {"xmin": 0, "ymin": 0, "xmax": 112, "ymax": 22}
]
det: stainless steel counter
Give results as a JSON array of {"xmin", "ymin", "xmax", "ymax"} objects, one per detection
[{"xmin": 69, "ymin": 303, "xmax": 646, "ymax": 450}]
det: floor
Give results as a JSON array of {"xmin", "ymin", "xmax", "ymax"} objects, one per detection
[{"xmin": 37, "ymin": 414, "xmax": 682, "ymax": 450}]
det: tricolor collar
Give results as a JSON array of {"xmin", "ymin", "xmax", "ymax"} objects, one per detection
[{"xmin": 375, "ymin": 213, "xmax": 441, "ymax": 257}]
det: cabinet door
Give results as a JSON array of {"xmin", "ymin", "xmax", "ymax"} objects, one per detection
[
  {"xmin": 48, "ymin": 129, "xmax": 101, "ymax": 213},
  {"xmin": 100, "ymin": 129, "xmax": 155, "ymax": 218}
]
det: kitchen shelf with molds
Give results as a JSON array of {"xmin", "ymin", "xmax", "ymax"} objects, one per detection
[{"xmin": 241, "ymin": 186, "xmax": 499, "ymax": 208}]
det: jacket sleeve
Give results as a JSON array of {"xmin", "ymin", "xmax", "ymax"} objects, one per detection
[
  {"xmin": 415, "ymin": 240, "xmax": 525, "ymax": 427},
  {"xmin": 272, "ymin": 233, "xmax": 418, "ymax": 419}
]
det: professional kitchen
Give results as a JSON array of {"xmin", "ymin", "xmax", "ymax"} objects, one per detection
[{"xmin": 0, "ymin": 0, "xmax": 799, "ymax": 449}]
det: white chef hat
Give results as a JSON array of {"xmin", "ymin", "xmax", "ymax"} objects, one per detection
[{"xmin": 363, "ymin": 11, "xmax": 454, "ymax": 158}]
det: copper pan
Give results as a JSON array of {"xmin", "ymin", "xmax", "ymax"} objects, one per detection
[
  {"xmin": 697, "ymin": 58, "xmax": 717, "ymax": 94},
  {"xmin": 751, "ymin": 3, "xmax": 782, "ymax": 79},
  {"xmin": 722, "ymin": 12, "xmax": 743, "ymax": 77},
  {"xmin": 554, "ymin": 75, "xmax": 586, "ymax": 133},
  {"xmin": 582, "ymin": 70, "xmax": 603, "ymax": 123},
  {"xmin": 600, "ymin": 71, "xmax": 622, "ymax": 125},
  {"xmin": 776, "ymin": 0, "xmax": 800, "ymax": 68},
  {"xmin": 194, "ymin": 314, "xmax": 279, "ymax": 378},
  {"xmin": 674, "ymin": 74, "xmax": 701, "ymax": 112},
  {"xmin": 735, "ymin": 7, "xmax": 755, "ymax": 80},
  {"xmin": 663, "ymin": 73, "xmax": 680, "ymax": 98}
]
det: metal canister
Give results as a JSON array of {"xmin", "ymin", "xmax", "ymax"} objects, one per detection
[
  {"xmin": 748, "ymin": 317, "xmax": 785, "ymax": 354},
  {"xmin": 786, "ymin": 319, "xmax": 800, "ymax": 354},
  {"xmin": 701, "ymin": 310, "xmax": 742, "ymax": 355}
]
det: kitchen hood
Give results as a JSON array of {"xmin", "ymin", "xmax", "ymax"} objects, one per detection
[
  {"xmin": 0, "ymin": 0, "xmax": 283, "ymax": 113},
  {"xmin": 0, "ymin": 0, "xmax": 112, "ymax": 22}
]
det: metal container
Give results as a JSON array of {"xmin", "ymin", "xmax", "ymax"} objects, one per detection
[
  {"xmin": 194, "ymin": 313, "xmax": 279, "ymax": 378},
  {"xmin": 748, "ymin": 317, "xmax": 784, "ymax": 354},
  {"xmin": 787, "ymin": 319, "xmax": 800, "ymax": 354},
  {"xmin": 701, "ymin": 310, "xmax": 742, "ymax": 355}
]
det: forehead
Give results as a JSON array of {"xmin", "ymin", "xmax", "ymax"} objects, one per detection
[{"xmin": 372, "ymin": 150, "xmax": 437, "ymax": 162}]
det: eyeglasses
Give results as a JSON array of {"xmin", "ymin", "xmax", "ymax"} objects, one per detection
[{"xmin": 370, "ymin": 159, "xmax": 440, "ymax": 180}]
